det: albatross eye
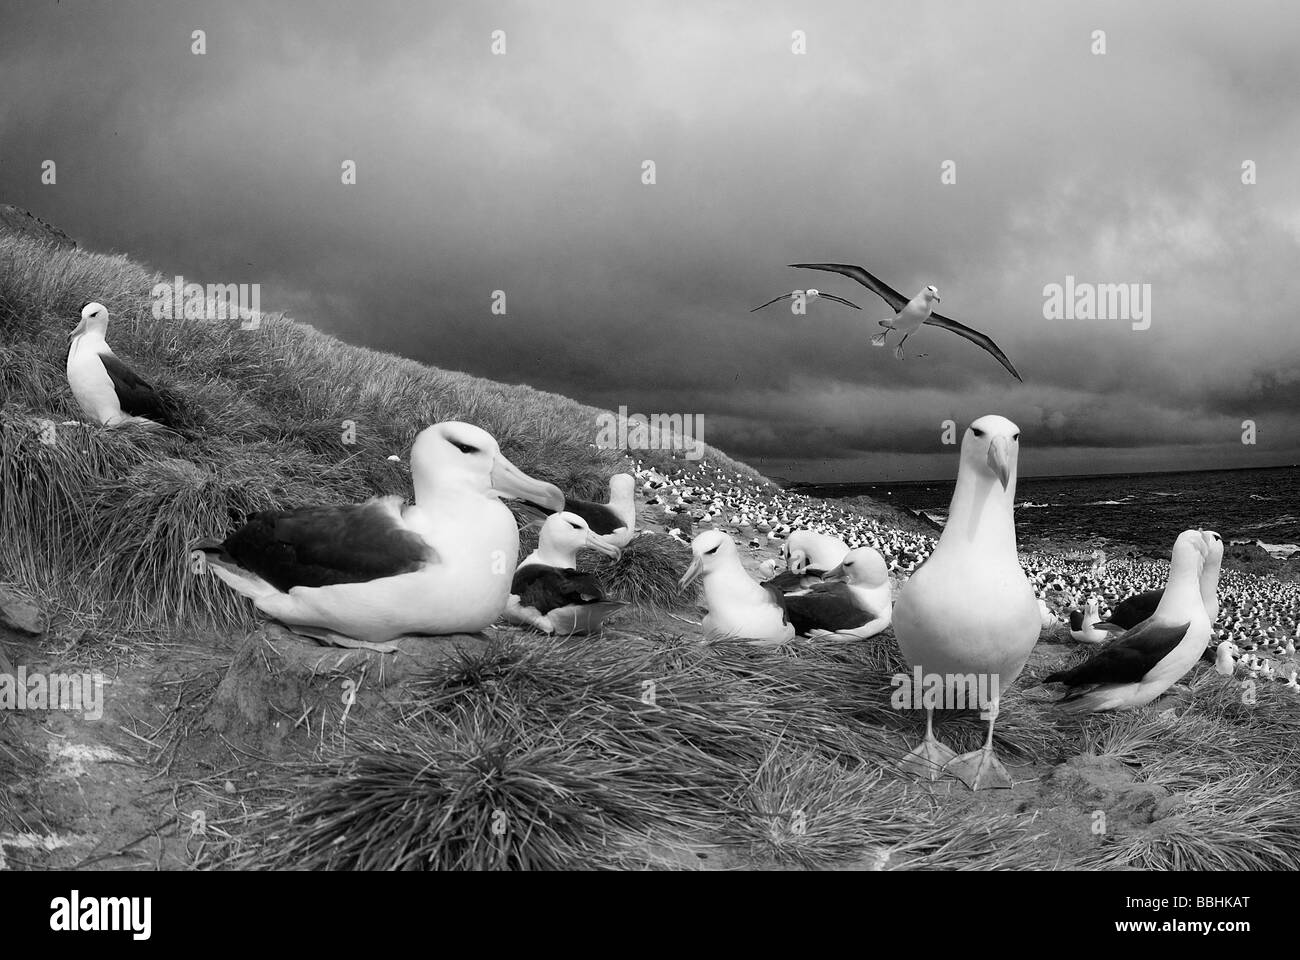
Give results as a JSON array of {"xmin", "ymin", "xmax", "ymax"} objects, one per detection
[
  {"xmin": 705, "ymin": 546, "xmax": 719, "ymax": 555},
  {"xmin": 451, "ymin": 441, "xmax": 478, "ymax": 454},
  {"xmin": 569, "ymin": 522, "xmax": 582, "ymax": 530},
  {"xmin": 1012, "ymin": 433, "xmax": 1020, "ymax": 442},
  {"xmin": 971, "ymin": 427, "xmax": 985, "ymax": 438}
]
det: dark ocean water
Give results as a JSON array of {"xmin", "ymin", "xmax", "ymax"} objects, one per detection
[{"xmin": 795, "ymin": 466, "xmax": 1300, "ymax": 558}]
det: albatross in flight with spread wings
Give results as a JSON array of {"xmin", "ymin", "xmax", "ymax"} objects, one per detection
[{"xmin": 789, "ymin": 263, "xmax": 1023, "ymax": 381}]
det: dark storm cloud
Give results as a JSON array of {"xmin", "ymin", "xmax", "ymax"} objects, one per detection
[{"xmin": 2, "ymin": 0, "xmax": 1298, "ymax": 479}]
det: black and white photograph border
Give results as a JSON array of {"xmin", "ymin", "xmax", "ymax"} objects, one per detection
[{"xmin": 0, "ymin": 0, "xmax": 1297, "ymax": 898}]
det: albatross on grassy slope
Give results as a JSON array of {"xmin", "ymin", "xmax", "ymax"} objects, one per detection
[
  {"xmin": 195, "ymin": 422, "xmax": 564, "ymax": 647},
  {"xmin": 782, "ymin": 546, "xmax": 893, "ymax": 639},
  {"xmin": 892, "ymin": 415, "xmax": 1041, "ymax": 790},
  {"xmin": 788, "ymin": 263, "xmax": 1023, "ymax": 381},
  {"xmin": 66, "ymin": 302, "xmax": 178, "ymax": 428},
  {"xmin": 505, "ymin": 511, "xmax": 626, "ymax": 635},
  {"xmin": 1045, "ymin": 530, "xmax": 1213, "ymax": 713},
  {"xmin": 680, "ymin": 530, "xmax": 794, "ymax": 646}
]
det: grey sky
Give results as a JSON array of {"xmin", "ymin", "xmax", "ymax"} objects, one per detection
[{"xmin": 3, "ymin": 0, "xmax": 1298, "ymax": 480}]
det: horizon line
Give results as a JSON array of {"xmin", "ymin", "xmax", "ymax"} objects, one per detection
[{"xmin": 783, "ymin": 461, "xmax": 1299, "ymax": 488}]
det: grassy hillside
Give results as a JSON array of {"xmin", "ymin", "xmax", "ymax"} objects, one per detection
[{"xmin": 0, "ymin": 228, "xmax": 764, "ymax": 633}]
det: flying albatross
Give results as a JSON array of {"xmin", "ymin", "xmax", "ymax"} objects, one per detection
[
  {"xmin": 66, "ymin": 302, "xmax": 178, "ymax": 428},
  {"xmin": 788, "ymin": 263, "xmax": 1023, "ymax": 381},
  {"xmin": 750, "ymin": 288, "xmax": 861, "ymax": 313},
  {"xmin": 195, "ymin": 422, "xmax": 564, "ymax": 647}
]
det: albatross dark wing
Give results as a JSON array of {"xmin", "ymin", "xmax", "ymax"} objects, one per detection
[
  {"xmin": 750, "ymin": 292, "xmax": 796, "ymax": 312},
  {"xmin": 923, "ymin": 312, "xmax": 1023, "ymax": 382},
  {"xmin": 788, "ymin": 263, "xmax": 908, "ymax": 313},
  {"xmin": 212, "ymin": 498, "xmax": 431, "ymax": 591},
  {"xmin": 1102, "ymin": 589, "xmax": 1163, "ymax": 631},
  {"xmin": 512, "ymin": 565, "xmax": 605, "ymax": 614},
  {"xmin": 563, "ymin": 498, "xmax": 624, "ymax": 535},
  {"xmin": 1045, "ymin": 619, "xmax": 1191, "ymax": 689},
  {"xmin": 99, "ymin": 353, "xmax": 177, "ymax": 424},
  {"xmin": 783, "ymin": 582, "xmax": 870, "ymax": 635}
]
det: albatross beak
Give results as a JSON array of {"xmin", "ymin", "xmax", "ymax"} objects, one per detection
[
  {"xmin": 679, "ymin": 555, "xmax": 703, "ymax": 589},
  {"xmin": 489, "ymin": 454, "xmax": 565, "ymax": 511},
  {"xmin": 987, "ymin": 437, "xmax": 1012, "ymax": 490},
  {"xmin": 585, "ymin": 531, "xmax": 622, "ymax": 560},
  {"xmin": 68, "ymin": 319, "xmax": 86, "ymax": 341}
]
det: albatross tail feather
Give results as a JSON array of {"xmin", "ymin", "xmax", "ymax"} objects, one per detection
[{"xmin": 199, "ymin": 551, "xmax": 283, "ymax": 602}]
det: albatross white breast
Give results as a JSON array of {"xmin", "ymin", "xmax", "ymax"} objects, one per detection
[
  {"xmin": 680, "ymin": 530, "xmax": 794, "ymax": 646},
  {"xmin": 892, "ymin": 415, "xmax": 1041, "ymax": 789},
  {"xmin": 195, "ymin": 422, "xmax": 563, "ymax": 644},
  {"xmin": 66, "ymin": 302, "xmax": 176, "ymax": 429}
]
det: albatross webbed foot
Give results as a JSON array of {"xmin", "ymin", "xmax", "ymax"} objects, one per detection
[
  {"xmin": 944, "ymin": 746, "xmax": 1014, "ymax": 790},
  {"xmin": 899, "ymin": 735, "xmax": 959, "ymax": 781}
]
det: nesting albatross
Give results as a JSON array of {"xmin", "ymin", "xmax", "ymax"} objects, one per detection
[
  {"xmin": 505, "ymin": 511, "xmax": 626, "ymax": 635},
  {"xmin": 195, "ymin": 422, "xmax": 564, "ymax": 646},
  {"xmin": 66, "ymin": 302, "xmax": 177, "ymax": 428},
  {"xmin": 788, "ymin": 263, "xmax": 1023, "ymax": 381},
  {"xmin": 680, "ymin": 530, "xmax": 794, "ymax": 646},
  {"xmin": 892, "ymin": 415, "xmax": 1040, "ymax": 789}
]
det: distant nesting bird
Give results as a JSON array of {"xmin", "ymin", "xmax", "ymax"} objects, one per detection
[
  {"xmin": 680, "ymin": 530, "xmax": 794, "ymax": 646},
  {"xmin": 196, "ymin": 422, "xmax": 564, "ymax": 646},
  {"xmin": 892, "ymin": 415, "xmax": 1040, "ymax": 790},
  {"xmin": 1046, "ymin": 530, "xmax": 1213, "ymax": 713},
  {"xmin": 782, "ymin": 546, "xmax": 892, "ymax": 639},
  {"xmin": 788, "ymin": 263, "xmax": 1022, "ymax": 381},
  {"xmin": 750, "ymin": 288, "xmax": 861, "ymax": 313},
  {"xmin": 506, "ymin": 511, "xmax": 625, "ymax": 635},
  {"xmin": 1214, "ymin": 639, "xmax": 1239, "ymax": 676},
  {"xmin": 66, "ymin": 302, "xmax": 177, "ymax": 429},
  {"xmin": 1068, "ymin": 599, "xmax": 1110, "ymax": 644}
]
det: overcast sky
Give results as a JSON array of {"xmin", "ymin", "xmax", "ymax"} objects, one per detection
[{"xmin": 3, "ymin": 0, "xmax": 1298, "ymax": 480}]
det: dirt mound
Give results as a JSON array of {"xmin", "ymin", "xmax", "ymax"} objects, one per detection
[{"xmin": 205, "ymin": 624, "xmax": 489, "ymax": 756}]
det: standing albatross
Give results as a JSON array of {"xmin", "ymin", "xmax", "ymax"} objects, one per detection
[
  {"xmin": 66, "ymin": 302, "xmax": 178, "ymax": 428},
  {"xmin": 196, "ymin": 422, "xmax": 564, "ymax": 645},
  {"xmin": 892, "ymin": 415, "xmax": 1040, "ymax": 789},
  {"xmin": 1096, "ymin": 531, "xmax": 1222, "ymax": 632},
  {"xmin": 788, "ymin": 263, "xmax": 1023, "ymax": 381}
]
